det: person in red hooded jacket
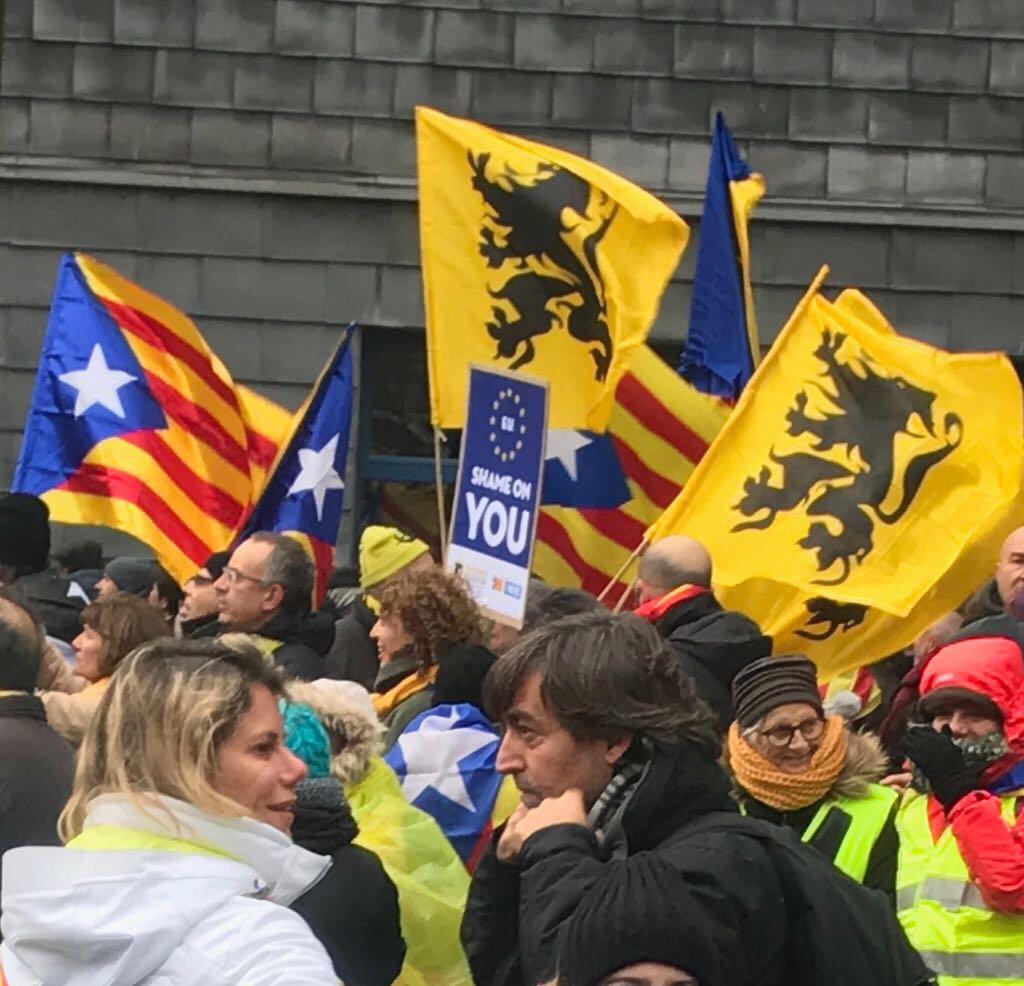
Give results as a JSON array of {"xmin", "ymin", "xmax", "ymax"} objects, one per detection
[{"xmin": 897, "ymin": 612, "xmax": 1024, "ymax": 982}]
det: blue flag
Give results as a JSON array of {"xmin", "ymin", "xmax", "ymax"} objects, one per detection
[
  {"xmin": 238, "ymin": 327, "xmax": 355, "ymax": 602},
  {"xmin": 385, "ymin": 703, "xmax": 504, "ymax": 866},
  {"xmin": 541, "ymin": 429, "xmax": 630, "ymax": 508},
  {"xmin": 678, "ymin": 112, "xmax": 765, "ymax": 401}
]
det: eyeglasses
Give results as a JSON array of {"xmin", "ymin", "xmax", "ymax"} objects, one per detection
[
  {"xmin": 758, "ymin": 717, "xmax": 825, "ymax": 749},
  {"xmin": 221, "ymin": 566, "xmax": 266, "ymax": 587}
]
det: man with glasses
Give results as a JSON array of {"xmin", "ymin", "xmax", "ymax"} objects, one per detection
[
  {"xmin": 725, "ymin": 654, "xmax": 898, "ymax": 896},
  {"xmin": 177, "ymin": 551, "xmax": 228, "ymax": 639},
  {"xmin": 214, "ymin": 532, "xmax": 332, "ymax": 680}
]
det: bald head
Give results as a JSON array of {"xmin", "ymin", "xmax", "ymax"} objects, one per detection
[
  {"xmin": 636, "ymin": 535, "xmax": 713, "ymax": 604},
  {"xmin": 0, "ymin": 596, "xmax": 43, "ymax": 692},
  {"xmin": 996, "ymin": 525, "xmax": 1024, "ymax": 607}
]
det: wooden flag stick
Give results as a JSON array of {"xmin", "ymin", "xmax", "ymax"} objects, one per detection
[
  {"xmin": 613, "ymin": 575, "xmax": 638, "ymax": 613},
  {"xmin": 597, "ymin": 537, "xmax": 648, "ymax": 603},
  {"xmin": 433, "ymin": 427, "xmax": 448, "ymax": 564}
]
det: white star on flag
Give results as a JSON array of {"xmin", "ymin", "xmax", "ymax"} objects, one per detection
[
  {"xmin": 395, "ymin": 707, "xmax": 498, "ymax": 812},
  {"xmin": 545, "ymin": 429, "xmax": 593, "ymax": 483},
  {"xmin": 58, "ymin": 344, "xmax": 137, "ymax": 419},
  {"xmin": 286, "ymin": 434, "xmax": 345, "ymax": 521}
]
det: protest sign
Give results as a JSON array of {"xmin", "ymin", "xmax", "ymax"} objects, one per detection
[{"xmin": 447, "ymin": 366, "xmax": 548, "ymax": 628}]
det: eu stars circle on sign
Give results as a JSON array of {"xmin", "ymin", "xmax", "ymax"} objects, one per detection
[{"xmin": 488, "ymin": 387, "xmax": 528, "ymax": 464}]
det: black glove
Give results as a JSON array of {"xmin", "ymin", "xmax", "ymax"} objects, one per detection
[{"xmin": 900, "ymin": 726, "xmax": 980, "ymax": 810}]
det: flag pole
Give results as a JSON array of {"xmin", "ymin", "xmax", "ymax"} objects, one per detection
[
  {"xmin": 612, "ymin": 575, "xmax": 638, "ymax": 613},
  {"xmin": 597, "ymin": 537, "xmax": 648, "ymax": 603},
  {"xmin": 433, "ymin": 426, "xmax": 448, "ymax": 563}
]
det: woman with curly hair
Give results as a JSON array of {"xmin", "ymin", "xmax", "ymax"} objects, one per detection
[{"xmin": 370, "ymin": 567, "xmax": 491, "ymax": 748}]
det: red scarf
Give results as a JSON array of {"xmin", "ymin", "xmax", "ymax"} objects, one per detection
[{"xmin": 634, "ymin": 583, "xmax": 707, "ymax": 622}]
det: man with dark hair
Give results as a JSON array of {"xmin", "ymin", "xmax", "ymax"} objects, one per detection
[
  {"xmin": 0, "ymin": 493, "xmax": 84, "ymax": 644},
  {"xmin": 178, "ymin": 551, "xmax": 229, "ymax": 639},
  {"xmin": 462, "ymin": 610, "xmax": 783, "ymax": 986},
  {"xmin": 214, "ymin": 532, "xmax": 333, "ymax": 680},
  {"xmin": 0, "ymin": 596, "xmax": 74, "ymax": 938},
  {"xmin": 462, "ymin": 610, "xmax": 927, "ymax": 986},
  {"xmin": 635, "ymin": 534, "xmax": 771, "ymax": 727}
]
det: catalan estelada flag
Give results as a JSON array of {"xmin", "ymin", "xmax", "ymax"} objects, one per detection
[
  {"xmin": 647, "ymin": 275, "xmax": 1024, "ymax": 645},
  {"xmin": 237, "ymin": 329, "xmax": 355, "ymax": 604},
  {"xmin": 678, "ymin": 112, "xmax": 764, "ymax": 400},
  {"xmin": 12, "ymin": 253, "xmax": 291, "ymax": 584},
  {"xmin": 417, "ymin": 105, "xmax": 689, "ymax": 431},
  {"xmin": 533, "ymin": 346, "xmax": 728, "ymax": 599}
]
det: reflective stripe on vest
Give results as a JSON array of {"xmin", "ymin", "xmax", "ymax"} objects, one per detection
[
  {"xmin": 897, "ymin": 791, "xmax": 1024, "ymax": 984},
  {"xmin": 802, "ymin": 784, "xmax": 897, "ymax": 883},
  {"xmin": 917, "ymin": 951, "xmax": 1024, "ymax": 981}
]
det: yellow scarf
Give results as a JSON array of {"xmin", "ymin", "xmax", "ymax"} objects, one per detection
[
  {"xmin": 728, "ymin": 714, "xmax": 848, "ymax": 811},
  {"xmin": 371, "ymin": 665, "xmax": 438, "ymax": 717}
]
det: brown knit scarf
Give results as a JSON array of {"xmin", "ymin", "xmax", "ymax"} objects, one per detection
[{"xmin": 727, "ymin": 714, "xmax": 848, "ymax": 811}]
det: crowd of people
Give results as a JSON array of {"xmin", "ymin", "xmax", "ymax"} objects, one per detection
[{"xmin": 0, "ymin": 488, "xmax": 1022, "ymax": 984}]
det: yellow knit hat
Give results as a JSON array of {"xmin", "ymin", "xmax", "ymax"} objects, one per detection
[{"xmin": 359, "ymin": 525, "xmax": 430, "ymax": 589}]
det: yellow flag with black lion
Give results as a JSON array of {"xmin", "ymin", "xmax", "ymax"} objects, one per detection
[
  {"xmin": 416, "ymin": 106, "xmax": 688, "ymax": 431},
  {"xmin": 647, "ymin": 273, "xmax": 1024, "ymax": 678}
]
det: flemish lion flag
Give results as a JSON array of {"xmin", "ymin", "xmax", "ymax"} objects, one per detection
[
  {"xmin": 647, "ymin": 276, "xmax": 1024, "ymax": 622},
  {"xmin": 417, "ymin": 106, "xmax": 689, "ymax": 431}
]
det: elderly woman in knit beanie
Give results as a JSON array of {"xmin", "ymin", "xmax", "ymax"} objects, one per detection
[{"xmin": 725, "ymin": 654, "xmax": 899, "ymax": 896}]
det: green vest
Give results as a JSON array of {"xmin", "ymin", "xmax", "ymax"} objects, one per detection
[
  {"xmin": 802, "ymin": 783, "xmax": 897, "ymax": 883},
  {"xmin": 897, "ymin": 790, "xmax": 1024, "ymax": 985}
]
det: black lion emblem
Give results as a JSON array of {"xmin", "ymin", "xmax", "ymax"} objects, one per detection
[
  {"xmin": 794, "ymin": 597, "xmax": 869, "ymax": 641},
  {"xmin": 468, "ymin": 151, "xmax": 618, "ymax": 381},
  {"xmin": 732, "ymin": 328, "xmax": 963, "ymax": 586}
]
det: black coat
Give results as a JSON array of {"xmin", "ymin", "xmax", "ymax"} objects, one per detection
[
  {"xmin": 256, "ymin": 609, "xmax": 336, "ymax": 680},
  {"xmin": 324, "ymin": 595, "xmax": 380, "ymax": 689},
  {"xmin": 655, "ymin": 592, "xmax": 772, "ymax": 727},
  {"xmin": 461, "ymin": 744, "xmax": 788, "ymax": 986},
  {"xmin": 0, "ymin": 695, "xmax": 74, "ymax": 937},
  {"xmin": 13, "ymin": 570, "xmax": 84, "ymax": 644},
  {"xmin": 291, "ymin": 778, "xmax": 405, "ymax": 986}
]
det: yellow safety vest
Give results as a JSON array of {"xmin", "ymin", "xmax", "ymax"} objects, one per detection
[
  {"xmin": 740, "ymin": 784, "xmax": 897, "ymax": 884},
  {"xmin": 897, "ymin": 790, "xmax": 1024, "ymax": 985},
  {"xmin": 802, "ymin": 783, "xmax": 898, "ymax": 884}
]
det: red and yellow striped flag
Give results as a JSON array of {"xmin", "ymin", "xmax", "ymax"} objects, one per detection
[
  {"xmin": 13, "ymin": 252, "xmax": 292, "ymax": 583},
  {"xmin": 533, "ymin": 345, "xmax": 728, "ymax": 598}
]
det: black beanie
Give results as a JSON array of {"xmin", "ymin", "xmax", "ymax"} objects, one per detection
[
  {"xmin": 731, "ymin": 654, "xmax": 823, "ymax": 729},
  {"xmin": 103, "ymin": 556, "xmax": 156, "ymax": 597},
  {"xmin": 558, "ymin": 854, "xmax": 725, "ymax": 986},
  {"xmin": 0, "ymin": 493, "xmax": 51, "ymax": 574},
  {"xmin": 203, "ymin": 550, "xmax": 230, "ymax": 582}
]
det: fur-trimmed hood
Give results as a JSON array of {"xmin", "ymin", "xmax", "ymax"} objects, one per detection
[
  {"xmin": 724, "ymin": 727, "xmax": 889, "ymax": 802},
  {"xmin": 286, "ymin": 680, "xmax": 385, "ymax": 787}
]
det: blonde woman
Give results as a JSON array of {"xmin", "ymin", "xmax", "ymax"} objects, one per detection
[{"xmin": 1, "ymin": 638, "xmax": 336, "ymax": 985}]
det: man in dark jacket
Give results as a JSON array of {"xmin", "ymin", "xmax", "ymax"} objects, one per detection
[
  {"xmin": 462, "ymin": 611, "xmax": 929, "ymax": 986},
  {"xmin": 0, "ymin": 595, "xmax": 74, "ymax": 938},
  {"xmin": 462, "ymin": 611, "xmax": 787, "ymax": 986},
  {"xmin": 634, "ymin": 534, "xmax": 771, "ymax": 726},
  {"xmin": 214, "ymin": 532, "xmax": 331, "ymax": 679},
  {"xmin": 324, "ymin": 525, "xmax": 432, "ymax": 688},
  {"xmin": 0, "ymin": 493, "xmax": 84, "ymax": 644}
]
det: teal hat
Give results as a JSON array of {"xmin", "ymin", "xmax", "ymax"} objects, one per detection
[{"xmin": 280, "ymin": 700, "xmax": 331, "ymax": 779}]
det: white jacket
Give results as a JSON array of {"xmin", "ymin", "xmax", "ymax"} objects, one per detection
[{"xmin": 0, "ymin": 795, "xmax": 337, "ymax": 985}]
